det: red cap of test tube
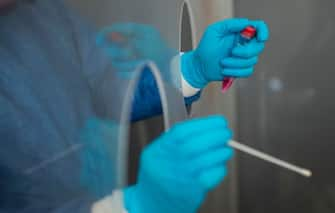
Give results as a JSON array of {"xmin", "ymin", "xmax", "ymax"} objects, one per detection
[{"xmin": 240, "ymin": 26, "xmax": 257, "ymax": 39}]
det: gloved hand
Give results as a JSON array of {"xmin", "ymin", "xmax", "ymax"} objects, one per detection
[
  {"xmin": 96, "ymin": 23, "xmax": 174, "ymax": 76},
  {"xmin": 181, "ymin": 18, "xmax": 269, "ymax": 88},
  {"xmin": 124, "ymin": 115, "xmax": 234, "ymax": 213}
]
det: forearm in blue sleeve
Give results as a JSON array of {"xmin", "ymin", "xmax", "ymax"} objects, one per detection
[
  {"xmin": 131, "ymin": 66, "xmax": 201, "ymax": 122},
  {"xmin": 130, "ymin": 66, "xmax": 162, "ymax": 122}
]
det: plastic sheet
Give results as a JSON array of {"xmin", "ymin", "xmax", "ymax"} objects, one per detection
[{"xmin": 0, "ymin": 0, "xmax": 187, "ymax": 212}]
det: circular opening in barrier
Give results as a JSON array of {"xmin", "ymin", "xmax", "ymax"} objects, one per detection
[{"xmin": 180, "ymin": 2, "xmax": 194, "ymax": 52}]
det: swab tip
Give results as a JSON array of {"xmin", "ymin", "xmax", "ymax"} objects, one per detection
[{"xmin": 302, "ymin": 169, "xmax": 312, "ymax": 177}]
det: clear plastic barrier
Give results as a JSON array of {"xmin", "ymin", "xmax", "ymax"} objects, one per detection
[{"xmin": 0, "ymin": 0, "xmax": 187, "ymax": 212}]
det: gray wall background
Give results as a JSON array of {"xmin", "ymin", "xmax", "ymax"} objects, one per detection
[{"xmin": 236, "ymin": 0, "xmax": 335, "ymax": 212}]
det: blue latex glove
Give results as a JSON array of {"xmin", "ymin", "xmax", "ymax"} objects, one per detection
[
  {"xmin": 124, "ymin": 115, "xmax": 234, "ymax": 213},
  {"xmin": 80, "ymin": 118, "xmax": 119, "ymax": 198},
  {"xmin": 96, "ymin": 23, "xmax": 174, "ymax": 77},
  {"xmin": 181, "ymin": 18, "xmax": 269, "ymax": 88}
]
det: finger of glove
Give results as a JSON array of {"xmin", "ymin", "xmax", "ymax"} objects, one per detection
[
  {"xmin": 198, "ymin": 166, "xmax": 227, "ymax": 190},
  {"xmin": 101, "ymin": 46, "xmax": 135, "ymax": 61},
  {"xmin": 232, "ymin": 40, "xmax": 265, "ymax": 58},
  {"xmin": 97, "ymin": 23, "xmax": 138, "ymax": 40},
  {"xmin": 221, "ymin": 56, "xmax": 258, "ymax": 69},
  {"xmin": 96, "ymin": 28, "xmax": 128, "ymax": 47},
  {"xmin": 211, "ymin": 18, "xmax": 250, "ymax": 35},
  {"xmin": 178, "ymin": 129, "xmax": 232, "ymax": 157},
  {"xmin": 113, "ymin": 60, "xmax": 146, "ymax": 73},
  {"xmin": 223, "ymin": 67, "xmax": 254, "ymax": 78},
  {"xmin": 187, "ymin": 147, "xmax": 234, "ymax": 174},
  {"xmin": 96, "ymin": 25, "xmax": 139, "ymax": 51},
  {"xmin": 249, "ymin": 20, "xmax": 270, "ymax": 42},
  {"xmin": 98, "ymin": 23, "xmax": 154, "ymax": 42},
  {"xmin": 165, "ymin": 115, "xmax": 228, "ymax": 142}
]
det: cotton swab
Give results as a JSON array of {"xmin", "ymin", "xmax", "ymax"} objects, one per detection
[{"xmin": 229, "ymin": 140, "xmax": 312, "ymax": 178}]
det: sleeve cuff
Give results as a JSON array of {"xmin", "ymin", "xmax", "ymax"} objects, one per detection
[
  {"xmin": 91, "ymin": 190, "xmax": 128, "ymax": 213},
  {"xmin": 171, "ymin": 52, "xmax": 201, "ymax": 97},
  {"xmin": 184, "ymin": 90, "xmax": 201, "ymax": 106},
  {"xmin": 181, "ymin": 74, "xmax": 201, "ymax": 97}
]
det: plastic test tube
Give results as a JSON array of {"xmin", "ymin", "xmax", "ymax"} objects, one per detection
[{"xmin": 222, "ymin": 26, "xmax": 257, "ymax": 93}]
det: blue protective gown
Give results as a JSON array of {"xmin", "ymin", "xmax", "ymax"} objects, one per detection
[{"xmin": 0, "ymin": 0, "xmax": 199, "ymax": 212}]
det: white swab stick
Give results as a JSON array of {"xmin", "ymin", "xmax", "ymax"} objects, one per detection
[{"xmin": 229, "ymin": 140, "xmax": 312, "ymax": 178}]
